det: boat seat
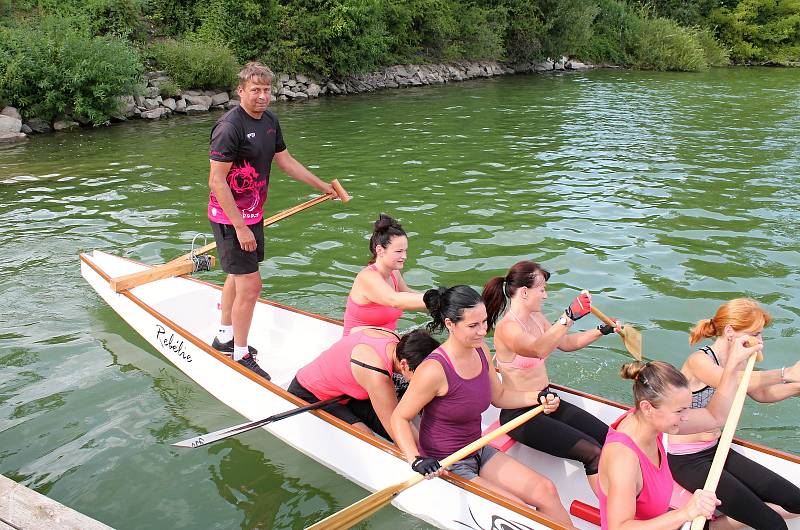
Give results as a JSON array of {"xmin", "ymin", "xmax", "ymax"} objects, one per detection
[{"xmin": 482, "ymin": 420, "xmax": 517, "ymax": 452}]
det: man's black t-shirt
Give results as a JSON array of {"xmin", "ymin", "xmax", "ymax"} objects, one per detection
[{"xmin": 208, "ymin": 105, "xmax": 287, "ymax": 225}]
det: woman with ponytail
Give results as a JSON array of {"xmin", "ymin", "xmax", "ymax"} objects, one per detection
[
  {"xmin": 667, "ymin": 298, "xmax": 800, "ymax": 529},
  {"xmin": 482, "ymin": 260, "xmax": 615, "ymax": 496},
  {"xmin": 390, "ymin": 285, "xmax": 575, "ymax": 528},
  {"xmin": 342, "ymin": 214, "xmax": 426, "ymax": 336},
  {"xmin": 599, "ymin": 337, "xmax": 762, "ymax": 530}
]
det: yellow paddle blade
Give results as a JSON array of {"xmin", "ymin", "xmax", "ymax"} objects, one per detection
[
  {"xmin": 306, "ymin": 478, "xmax": 415, "ymax": 530},
  {"xmin": 619, "ymin": 325, "xmax": 642, "ymax": 361}
]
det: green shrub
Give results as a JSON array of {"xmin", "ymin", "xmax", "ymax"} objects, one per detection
[
  {"xmin": 2, "ymin": 0, "xmax": 148, "ymax": 40},
  {"xmin": 630, "ymin": 16, "xmax": 709, "ymax": 70},
  {"xmin": 578, "ymin": 0, "xmax": 637, "ymax": 65},
  {"xmin": 0, "ymin": 14, "xmax": 143, "ymax": 124},
  {"xmin": 692, "ymin": 26, "xmax": 730, "ymax": 65},
  {"xmin": 148, "ymin": 38, "xmax": 238, "ymax": 89},
  {"xmin": 710, "ymin": 0, "xmax": 800, "ymax": 63},
  {"xmin": 158, "ymin": 79, "xmax": 181, "ymax": 97}
]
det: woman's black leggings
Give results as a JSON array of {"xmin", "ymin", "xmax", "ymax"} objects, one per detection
[
  {"xmin": 499, "ymin": 397, "xmax": 608, "ymax": 475},
  {"xmin": 669, "ymin": 444, "xmax": 800, "ymax": 530}
]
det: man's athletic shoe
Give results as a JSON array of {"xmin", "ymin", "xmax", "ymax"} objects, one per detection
[
  {"xmin": 237, "ymin": 353, "xmax": 271, "ymax": 380},
  {"xmin": 211, "ymin": 337, "xmax": 257, "ymax": 357}
]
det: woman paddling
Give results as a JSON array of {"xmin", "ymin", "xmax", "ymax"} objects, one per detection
[
  {"xmin": 342, "ymin": 214, "xmax": 426, "ymax": 336},
  {"xmin": 390, "ymin": 285, "xmax": 576, "ymax": 528},
  {"xmin": 598, "ymin": 336, "xmax": 762, "ymax": 530},
  {"xmin": 288, "ymin": 328, "xmax": 440, "ymax": 440},
  {"xmin": 668, "ymin": 298, "xmax": 800, "ymax": 529},
  {"xmin": 482, "ymin": 261, "xmax": 615, "ymax": 496}
]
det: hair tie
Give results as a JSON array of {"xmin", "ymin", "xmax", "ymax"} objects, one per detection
[
  {"xmin": 708, "ymin": 318, "xmax": 716, "ymax": 332},
  {"xmin": 502, "ymin": 280, "xmax": 508, "ymax": 298}
]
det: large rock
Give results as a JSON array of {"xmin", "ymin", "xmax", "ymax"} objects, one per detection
[
  {"xmin": 306, "ymin": 83, "xmax": 321, "ymax": 97},
  {"xmin": 295, "ymin": 73, "xmax": 309, "ymax": 84},
  {"xmin": 20, "ymin": 124, "xmax": 32, "ymax": 134},
  {"xmin": 162, "ymin": 98, "xmax": 177, "ymax": 111},
  {"xmin": 175, "ymin": 98, "xmax": 187, "ymax": 113},
  {"xmin": 185, "ymin": 104, "xmax": 209, "ymax": 113},
  {"xmin": 1, "ymin": 106, "xmax": 22, "ymax": 120},
  {"xmin": 210, "ymin": 92, "xmax": 229, "ymax": 106},
  {"xmin": 145, "ymin": 86, "xmax": 160, "ymax": 98},
  {"xmin": 184, "ymin": 94, "xmax": 213, "ymax": 108},
  {"xmin": 143, "ymin": 98, "xmax": 160, "ymax": 110},
  {"xmin": 141, "ymin": 108, "xmax": 166, "ymax": 119},
  {"xmin": 53, "ymin": 120, "xmax": 79, "ymax": 131},
  {"xmin": 325, "ymin": 81, "xmax": 342, "ymax": 95},
  {"xmin": 0, "ymin": 115, "xmax": 22, "ymax": 134},
  {"xmin": 0, "ymin": 132, "xmax": 27, "ymax": 144},
  {"xmin": 25, "ymin": 118, "xmax": 52, "ymax": 133}
]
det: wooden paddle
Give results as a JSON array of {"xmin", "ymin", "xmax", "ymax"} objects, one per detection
[
  {"xmin": 305, "ymin": 404, "xmax": 545, "ymax": 530},
  {"xmin": 110, "ymin": 180, "xmax": 351, "ymax": 292},
  {"xmin": 688, "ymin": 339, "xmax": 762, "ymax": 530},
  {"xmin": 582, "ymin": 290, "xmax": 642, "ymax": 360},
  {"xmin": 172, "ymin": 395, "xmax": 346, "ymax": 448}
]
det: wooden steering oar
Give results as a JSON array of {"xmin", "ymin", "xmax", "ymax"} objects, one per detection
[
  {"xmin": 110, "ymin": 180, "xmax": 350, "ymax": 292},
  {"xmin": 582, "ymin": 290, "xmax": 642, "ymax": 360},
  {"xmin": 305, "ymin": 404, "xmax": 545, "ymax": 530},
  {"xmin": 688, "ymin": 339, "xmax": 763, "ymax": 530}
]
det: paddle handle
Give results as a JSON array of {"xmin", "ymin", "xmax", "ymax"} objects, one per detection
[
  {"xmin": 590, "ymin": 306, "xmax": 616, "ymax": 328},
  {"xmin": 167, "ymin": 180, "xmax": 350, "ymax": 265},
  {"xmin": 688, "ymin": 346, "xmax": 759, "ymax": 530},
  {"xmin": 581, "ymin": 290, "xmax": 617, "ymax": 328},
  {"xmin": 392, "ymin": 404, "xmax": 545, "ymax": 498}
]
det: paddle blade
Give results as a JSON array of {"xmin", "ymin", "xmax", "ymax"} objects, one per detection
[
  {"xmin": 306, "ymin": 480, "xmax": 410, "ymax": 530},
  {"xmin": 620, "ymin": 325, "xmax": 643, "ymax": 361}
]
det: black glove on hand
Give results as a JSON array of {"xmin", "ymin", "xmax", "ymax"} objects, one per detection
[
  {"xmin": 537, "ymin": 388, "xmax": 558, "ymax": 404},
  {"xmin": 411, "ymin": 456, "xmax": 441, "ymax": 475},
  {"xmin": 597, "ymin": 323, "xmax": 615, "ymax": 335}
]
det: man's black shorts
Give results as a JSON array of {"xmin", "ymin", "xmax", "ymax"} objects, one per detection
[{"xmin": 209, "ymin": 221, "xmax": 264, "ymax": 274}]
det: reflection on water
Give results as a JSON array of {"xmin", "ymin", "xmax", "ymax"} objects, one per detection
[{"xmin": 1, "ymin": 67, "xmax": 798, "ymax": 529}]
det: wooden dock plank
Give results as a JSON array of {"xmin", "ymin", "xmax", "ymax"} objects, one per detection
[{"xmin": 0, "ymin": 475, "xmax": 113, "ymax": 530}]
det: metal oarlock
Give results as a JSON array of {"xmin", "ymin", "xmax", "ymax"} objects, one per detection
[{"xmin": 190, "ymin": 233, "xmax": 213, "ymax": 273}]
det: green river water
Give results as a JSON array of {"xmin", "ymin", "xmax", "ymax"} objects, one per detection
[{"xmin": 1, "ymin": 67, "xmax": 798, "ymax": 529}]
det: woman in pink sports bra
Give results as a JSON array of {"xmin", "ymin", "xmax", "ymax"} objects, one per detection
[
  {"xmin": 342, "ymin": 214, "xmax": 426, "ymax": 336},
  {"xmin": 599, "ymin": 339, "xmax": 762, "ymax": 530},
  {"xmin": 482, "ymin": 260, "xmax": 619, "ymax": 496}
]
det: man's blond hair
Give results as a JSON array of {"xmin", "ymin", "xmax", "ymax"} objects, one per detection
[{"xmin": 238, "ymin": 62, "xmax": 273, "ymax": 87}]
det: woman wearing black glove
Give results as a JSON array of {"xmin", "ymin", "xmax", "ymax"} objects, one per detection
[{"xmin": 482, "ymin": 260, "xmax": 620, "ymax": 498}]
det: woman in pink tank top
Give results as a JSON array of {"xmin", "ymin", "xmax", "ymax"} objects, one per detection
[
  {"xmin": 342, "ymin": 214, "xmax": 426, "ymax": 335},
  {"xmin": 390, "ymin": 285, "xmax": 575, "ymax": 529},
  {"xmin": 598, "ymin": 342, "xmax": 762, "ymax": 530},
  {"xmin": 289, "ymin": 328, "xmax": 440, "ymax": 440},
  {"xmin": 483, "ymin": 260, "xmax": 619, "ymax": 496}
]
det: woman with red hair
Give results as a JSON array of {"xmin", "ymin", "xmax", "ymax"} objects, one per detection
[{"xmin": 668, "ymin": 298, "xmax": 800, "ymax": 529}]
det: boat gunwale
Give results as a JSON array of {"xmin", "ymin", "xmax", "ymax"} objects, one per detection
[{"xmin": 80, "ymin": 251, "xmax": 569, "ymax": 529}]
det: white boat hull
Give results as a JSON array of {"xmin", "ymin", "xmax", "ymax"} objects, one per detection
[{"xmin": 81, "ymin": 250, "xmax": 800, "ymax": 530}]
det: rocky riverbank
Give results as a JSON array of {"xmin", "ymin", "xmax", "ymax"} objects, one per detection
[{"xmin": 0, "ymin": 57, "xmax": 590, "ymax": 143}]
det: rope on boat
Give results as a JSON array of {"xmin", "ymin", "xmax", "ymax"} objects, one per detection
[{"xmin": 190, "ymin": 233, "xmax": 213, "ymax": 272}]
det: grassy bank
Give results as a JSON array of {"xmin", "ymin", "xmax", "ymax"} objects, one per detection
[{"xmin": 0, "ymin": 0, "xmax": 797, "ymax": 125}]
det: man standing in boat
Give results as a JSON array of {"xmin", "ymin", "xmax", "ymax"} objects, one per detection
[{"xmin": 208, "ymin": 62, "xmax": 340, "ymax": 379}]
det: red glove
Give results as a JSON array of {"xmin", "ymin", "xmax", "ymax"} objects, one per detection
[{"xmin": 565, "ymin": 292, "xmax": 591, "ymax": 321}]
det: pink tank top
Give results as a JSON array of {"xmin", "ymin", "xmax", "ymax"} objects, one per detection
[
  {"xmin": 296, "ymin": 330, "xmax": 398, "ymax": 400},
  {"xmin": 342, "ymin": 264, "xmax": 403, "ymax": 335},
  {"xmin": 598, "ymin": 409, "xmax": 674, "ymax": 529}
]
